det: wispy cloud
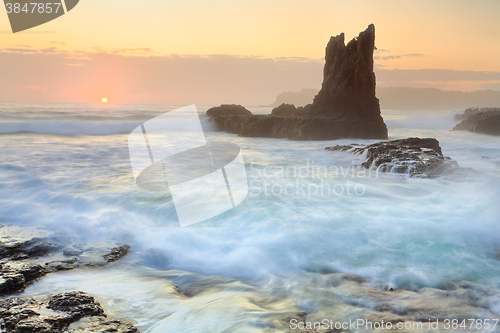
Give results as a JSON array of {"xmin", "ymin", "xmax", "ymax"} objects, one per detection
[
  {"xmin": 1, "ymin": 46, "xmax": 498, "ymax": 104},
  {"xmin": 375, "ymin": 53, "xmax": 425, "ymax": 61}
]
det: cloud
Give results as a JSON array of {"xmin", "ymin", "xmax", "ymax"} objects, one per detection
[
  {"xmin": 0, "ymin": 48, "xmax": 324, "ymax": 104},
  {"xmin": 1, "ymin": 46, "xmax": 498, "ymax": 105},
  {"xmin": 375, "ymin": 53, "xmax": 425, "ymax": 61},
  {"xmin": 376, "ymin": 68, "xmax": 500, "ymax": 82},
  {"xmin": 375, "ymin": 68, "xmax": 500, "ymax": 91}
]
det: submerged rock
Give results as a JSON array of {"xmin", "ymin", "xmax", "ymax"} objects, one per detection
[
  {"xmin": 207, "ymin": 24, "xmax": 388, "ymax": 140},
  {"xmin": 0, "ymin": 291, "xmax": 139, "ymax": 333},
  {"xmin": 453, "ymin": 109, "xmax": 500, "ymax": 136},
  {"xmin": 326, "ymin": 137, "xmax": 459, "ymax": 177},
  {"xmin": 288, "ymin": 273, "xmax": 500, "ymax": 333}
]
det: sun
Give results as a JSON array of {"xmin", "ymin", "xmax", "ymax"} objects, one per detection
[{"xmin": 101, "ymin": 97, "xmax": 108, "ymax": 103}]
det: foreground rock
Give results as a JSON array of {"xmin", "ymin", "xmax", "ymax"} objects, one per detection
[
  {"xmin": 453, "ymin": 109, "xmax": 500, "ymax": 136},
  {"xmin": 207, "ymin": 24, "xmax": 388, "ymax": 140},
  {"xmin": 0, "ymin": 226, "xmax": 140, "ymax": 331},
  {"xmin": 0, "ymin": 291, "xmax": 139, "ymax": 333},
  {"xmin": 326, "ymin": 138, "xmax": 458, "ymax": 177},
  {"xmin": 0, "ymin": 225, "xmax": 131, "ymax": 295}
]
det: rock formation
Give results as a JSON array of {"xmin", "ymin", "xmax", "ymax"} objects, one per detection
[
  {"xmin": 206, "ymin": 104, "xmax": 252, "ymax": 117},
  {"xmin": 308, "ymin": 24, "xmax": 381, "ymax": 120},
  {"xmin": 453, "ymin": 109, "xmax": 500, "ymax": 136},
  {"xmin": 0, "ymin": 291, "xmax": 139, "ymax": 333},
  {"xmin": 0, "ymin": 226, "xmax": 140, "ymax": 332},
  {"xmin": 270, "ymin": 103, "xmax": 300, "ymax": 116},
  {"xmin": 326, "ymin": 138, "xmax": 459, "ymax": 177},
  {"xmin": 0, "ymin": 226, "xmax": 132, "ymax": 295},
  {"xmin": 207, "ymin": 24, "xmax": 388, "ymax": 140}
]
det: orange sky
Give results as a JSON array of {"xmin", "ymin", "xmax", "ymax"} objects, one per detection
[{"xmin": 1, "ymin": 0, "xmax": 500, "ymax": 103}]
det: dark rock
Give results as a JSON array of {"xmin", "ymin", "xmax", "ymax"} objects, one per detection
[
  {"xmin": 453, "ymin": 110, "xmax": 500, "ymax": 136},
  {"xmin": 0, "ymin": 226, "xmax": 59, "ymax": 260},
  {"xmin": 0, "ymin": 272, "xmax": 26, "ymax": 295},
  {"xmin": 207, "ymin": 25, "xmax": 388, "ymax": 140},
  {"xmin": 210, "ymin": 113, "xmax": 387, "ymax": 140},
  {"xmin": 103, "ymin": 244, "xmax": 131, "ymax": 263},
  {"xmin": 206, "ymin": 104, "xmax": 252, "ymax": 116},
  {"xmin": 270, "ymin": 103, "xmax": 299, "ymax": 116},
  {"xmin": 454, "ymin": 107, "xmax": 500, "ymax": 122},
  {"xmin": 47, "ymin": 291, "xmax": 105, "ymax": 320},
  {"xmin": 0, "ymin": 226, "xmax": 131, "ymax": 295},
  {"xmin": 308, "ymin": 24, "xmax": 382, "ymax": 123},
  {"xmin": 326, "ymin": 138, "xmax": 459, "ymax": 177},
  {"xmin": 18, "ymin": 262, "xmax": 46, "ymax": 283},
  {"xmin": 44, "ymin": 258, "xmax": 79, "ymax": 272},
  {"xmin": 0, "ymin": 292, "xmax": 140, "ymax": 333}
]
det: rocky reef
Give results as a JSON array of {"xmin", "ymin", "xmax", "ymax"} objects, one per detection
[
  {"xmin": 0, "ymin": 291, "xmax": 139, "ymax": 332},
  {"xmin": 0, "ymin": 226, "xmax": 140, "ymax": 332},
  {"xmin": 453, "ymin": 109, "xmax": 500, "ymax": 136},
  {"xmin": 326, "ymin": 137, "xmax": 459, "ymax": 177},
  {"xmin": 207, "ymin": 24, "xmax": 388, "ymax": 140},
  {"xmin": 283, "ymin": 273, "xmax": 500, "ymax": 333}
]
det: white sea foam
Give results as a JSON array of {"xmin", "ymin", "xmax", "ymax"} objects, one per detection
[{"xmin": 1, "ymin": 104, "xmax": 500, "ymax": 330}]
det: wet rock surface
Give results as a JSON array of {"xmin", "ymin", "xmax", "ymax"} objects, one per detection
[
  {"xmin": 103, "ymin": 245, "xmax": 131, "ymax": 263},
  {"xmin": 0, "ymin": 226, "xmax": 140, "ymax": 332},
  {"xmin": 0, "ymin": 291, "xmax": 139, "ymax": 333},
  {"xmin": 326, "ymin": 138, "xmax": 459, "ymax": 177},
  {"xmin": 453, "ymin": 109, "xmax": 500, "ymax": 136},
  {"xmin": 207, "ymin": 25, "xmax": 388, "ymax": 140},
  {"xmin": 0, "ymin": 225, "xmax": 130, "ymax": 295},
  {"xmin": 206, "ymin": 104, "xmax": 252, "ymax": 117}
]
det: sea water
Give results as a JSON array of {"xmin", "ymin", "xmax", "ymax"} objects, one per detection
[{"xmin": 0, "ymin": 103, "xmax": 499, "ymax": 332}]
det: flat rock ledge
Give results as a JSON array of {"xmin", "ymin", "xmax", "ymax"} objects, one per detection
[
  {"xmin": 326, "ymin": 137, "xmax": 459, "ymax": 177},
  {"xmin": 0, "ymin": 225, "xmax": 131, "ymax": 295},
  {"xmin": 0, "ymin": 226, "xmax": 141, "ymax": 332},
  {"xmin": 208, "ymin": 109, "xmax": 388, "ymax": 140},
  {"xmin": 0, "ymin": 291, "xmax": 139, "ymax": 333}
]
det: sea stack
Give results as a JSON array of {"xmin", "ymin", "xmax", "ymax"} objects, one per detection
[
  {"xmin": 308, "ymin": 24, "xmax": 382, "ymax": 121},
  {"xmin": 207, "ymin": 24, "xmax": 388, "ymax": 140}
]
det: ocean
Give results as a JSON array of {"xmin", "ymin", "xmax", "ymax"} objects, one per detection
[{"xmin": 0, "ymin": 103, "xmax": 499, "ymax": 332}]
